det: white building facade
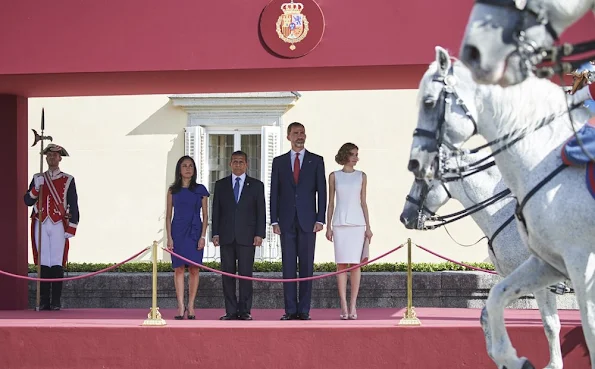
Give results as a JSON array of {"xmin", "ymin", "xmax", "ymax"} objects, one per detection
[{"xmin": 26, "ymin": 90, "xmax": 490, "ymax": 265}]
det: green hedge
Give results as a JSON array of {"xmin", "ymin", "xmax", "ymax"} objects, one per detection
[{"xmin": 28, "ymin": 261, "xmax": 496, "ymax": 273}]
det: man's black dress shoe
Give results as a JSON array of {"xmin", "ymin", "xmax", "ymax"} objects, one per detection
[
  {"xmin": 280, "ymin": 313, "xmax": 298, "ymax": 320},
  {"xmin": 298, "ymin": 313, "xmax": 311, "ymax": 320},
  {"xmin": 219, "ymin": 313, "xmax": 238, "ymax": 320},
  {"xmin": 238, "ymin": 313, "xmax": 253, "ymax": 320}
]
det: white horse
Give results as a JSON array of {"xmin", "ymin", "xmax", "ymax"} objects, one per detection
[
  {"xmin": 458, "ymin": 0, "xmax": 595, "ymax": 86},
  {"xmin": 408, "ymin": 45, "xmax": 594, "ymax": 369},
  {"xmin": 400, "ymin": 149, "xmax": 565, "ymax": 368}
]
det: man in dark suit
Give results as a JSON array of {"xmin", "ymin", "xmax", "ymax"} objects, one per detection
[
  {"xmin": 212, "ymin": 150, "xmax": 266, "ymax": 321},
  {"xmin": 270, "ymin": 122, "xmax": 327, "ymax": 320}
]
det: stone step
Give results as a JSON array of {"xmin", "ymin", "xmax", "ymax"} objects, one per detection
[{"xmin": 27, "ymin": 272, "xmax": 578, "ymax": 310}]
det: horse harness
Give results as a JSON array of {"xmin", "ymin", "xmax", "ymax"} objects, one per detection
[
  {"xmin": 406, "ymin": 174, "xmax": 514, "ymax": 252},
  {"xmin": 475, "ymin": 0, "xmax": 595, "ymax": 79},
  {"xmin": 469, "ymin": 0, "xmax": 590, "ymax": 227},
  {"xmin": 409, "ymin": 65, "xmax": 514, "ymax": 250},
  {"xmin": 477, "ymin": 0, "xmax": 595, "ymax": 166},
  {"xmin": 412, "ymin": 65, "xmax": 478, "ymax": 157},
  {"xmin": 410, "ymin": 63, "xmax": 580, "ymax": 249}
]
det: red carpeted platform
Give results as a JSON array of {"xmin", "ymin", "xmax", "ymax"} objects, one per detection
[{"xmin": 0, "ymin": 308, "xmax": 588, "ymax": 369}]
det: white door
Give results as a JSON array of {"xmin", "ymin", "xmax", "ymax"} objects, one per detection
[
  {"xmin": 204, "ymin": 130, "xmax": 262, "ymax": 261},
  {"xmin": 184, "ymin": 126, "xmax": 281, "ymax": 262}
]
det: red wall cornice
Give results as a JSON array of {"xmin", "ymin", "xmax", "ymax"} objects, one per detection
[{"xmin": 0, "ymin": 0, "xmax": 591, "ymax": 96}]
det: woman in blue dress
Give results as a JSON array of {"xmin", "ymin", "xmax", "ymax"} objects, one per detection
[{"xmin": 166, "ymin": 155, "xmax": 210, "ymax": 320}]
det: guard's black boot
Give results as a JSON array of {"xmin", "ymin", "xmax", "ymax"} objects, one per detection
[
  {"xmin": 50, "ymin": 265, "xmax": 64, "ymax": 310},
  {"xmin": 39, "ymin": 266, "xmax": 51, "ymax": 311}
]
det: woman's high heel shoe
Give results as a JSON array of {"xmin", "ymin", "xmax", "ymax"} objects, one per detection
[
  {"xmin": 187, "ymin": 307, "xmax": 196, "ymax": 320},
  {"xmin": 174, "ymin": 306, "xmax": 187, "ymax": 320},
  {"xmin": 340, "ymin": 308, "xmax": 349, "ymax": 320}
]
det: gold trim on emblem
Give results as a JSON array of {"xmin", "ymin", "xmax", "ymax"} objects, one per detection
[{"xmin": 276, "ymin": 1, "xmax": 309, "ymax": 51}]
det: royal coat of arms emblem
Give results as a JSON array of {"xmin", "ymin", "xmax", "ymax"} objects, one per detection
[{"xmin": 276, "ymin": 1, "xmax": 309, "ymax": 50}]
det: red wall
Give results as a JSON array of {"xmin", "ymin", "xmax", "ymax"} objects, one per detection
[
  {"xmin": 0, "ymin": 0, "xmax": 593, "ymax": 96},
  {"xmin": 0, "ymin": 95, "xmax": 29, "ymax": 309}
]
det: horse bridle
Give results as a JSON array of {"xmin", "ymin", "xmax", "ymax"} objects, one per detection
[
  {"xmin": 407, "ymin": 59, "xmax": 565, "ymax": 232},
  {"xmin": 413, "ymin": 62, "xmax": 573, "ymax": 185},
  {"xmin": 405, "ymin": 178, "xmax": 452, "ymax": 230},
  {"xmin": 406, "ymin": 66, "xmax": 516, "ymax": 252},
  {"xmin": 408, "ymin": 59, "xmax": 583, "ymax": 252},
  {"xmin": 475, "ymin": 0, "xmax": 595, "ymax": 78},
  {"xmin": 407, "ymin": 65, "xmax": 511, "ymax": 232},
  {"xmin": 412, "ymin": 65, "xmax": 479, "ymax": 180}
]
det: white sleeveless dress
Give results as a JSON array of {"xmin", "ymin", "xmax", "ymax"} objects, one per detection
[{"xmin": 332, "ymin": 170, "xmax": 366, "ymax": 264}]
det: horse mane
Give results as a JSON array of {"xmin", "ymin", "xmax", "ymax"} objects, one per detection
[
  {"xmin": 417, "ymin": 55, "xmax": 581, "ymax": 159},
  {"xmin": 475, "ymin": 75, "xmax": 574, "ymax": 149}
]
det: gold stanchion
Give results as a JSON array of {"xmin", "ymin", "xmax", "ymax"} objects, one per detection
[
  {"xmin": 399, "ymin": 238, "xmax": 421, "ymax": 326},
  {"xmin": 142, "ymin": 241, "xmax": 166, "ymax": 326}
]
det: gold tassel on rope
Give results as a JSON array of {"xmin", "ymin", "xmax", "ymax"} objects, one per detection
[
  {"xmin": 142, "ymin": 241, "xmax": 166, "ymax": 326},
  {"xmin": 399, "ymin": 238, "xmax": 421, "ymax": 326}
]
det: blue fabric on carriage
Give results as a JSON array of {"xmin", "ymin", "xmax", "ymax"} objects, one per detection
[
  {"xmin": 562, "ymin": 62, "xmax": 595, "ymax": 166},
  {"xmin": 559, "ymin": 62, "xmax": 595, "ymax": 199},
  {"xmin": 561, "ymin": 124, "xmax": 595, "ymax": 167},
  {"xmin": 560, "ymin": 123, "xmax": 595, "ymax": 200}
]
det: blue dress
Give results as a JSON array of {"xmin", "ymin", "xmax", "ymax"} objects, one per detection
[{"xmin": 171, "ymin": 184, "xmax": 210, "ymax": 269}]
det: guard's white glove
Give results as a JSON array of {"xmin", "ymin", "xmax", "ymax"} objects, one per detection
[
  {"xmin": 34, "ymin": 176, "xmax": 44, "ymax": 190},
  {"xmin": 64, "ymin": 233, "xmax": 74, "ymax": 239}
]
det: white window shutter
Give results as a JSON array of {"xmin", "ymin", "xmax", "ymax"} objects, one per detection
[
  {"xmin": 184, "ymin": 126, "xmax": 206, "ymax": 184},
  {"xmin": 261, "ymin": 125, "xmax": 282, "ymax": 260}
]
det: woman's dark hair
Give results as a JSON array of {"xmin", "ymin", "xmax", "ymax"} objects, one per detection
[
  {"xmin": 169, "ymin": 155, "xmax": 198, "ymax": 194},
  {"xmin": 335, "ymin": 143, "xmax": 359, "ymax": 165}
]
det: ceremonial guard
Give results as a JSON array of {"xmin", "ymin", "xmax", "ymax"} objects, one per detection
[{"xmin": 24, "ymin": 144, "xmax": 80, "ymax": 310}]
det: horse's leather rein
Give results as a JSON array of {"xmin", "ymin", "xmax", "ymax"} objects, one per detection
[{"xmin": 474, "ymin": 0, "xmax": 595, "ymax": 79}]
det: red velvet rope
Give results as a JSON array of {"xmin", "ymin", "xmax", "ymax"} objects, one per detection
[
  {"xmin": 0, "ymin": 247, "xmax": 150, "ymax": 282},
  {"xmin": 0, "ymin": 242, "xmax": 495, "ymax": 285},
  {"xmin": 163, "ymin": 243, "xmax": 405, "ymax": 282},
  {"xmin": 415, "ymin": 243, "xmax": 498, "ymax": 274}
]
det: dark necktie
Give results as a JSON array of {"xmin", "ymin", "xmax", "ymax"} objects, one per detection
[
  {"xmin": 293, "ymin": 153, "xmax": 300, "ymax": 184},
  {"xmin": 234, "ymin": 177, "xmax": 241, "ymax": 203}
]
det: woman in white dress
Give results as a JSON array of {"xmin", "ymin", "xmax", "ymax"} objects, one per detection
[{"xmin": 325, "ymin": 143, "xmax": 373, "ymax": 320}]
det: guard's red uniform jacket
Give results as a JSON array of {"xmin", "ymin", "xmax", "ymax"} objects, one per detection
[{"xmin": 24, "ymin": 170, "xmax": 80, "ymax": 267}]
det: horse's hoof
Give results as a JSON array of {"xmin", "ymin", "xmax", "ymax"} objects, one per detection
[
  {"xmin": 502, "ymin": 360, "xmax": 535, "ymax": 369},
  {"xmin": 521, "ymin": 359, "xmax": 535, "ymax": 369}
]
